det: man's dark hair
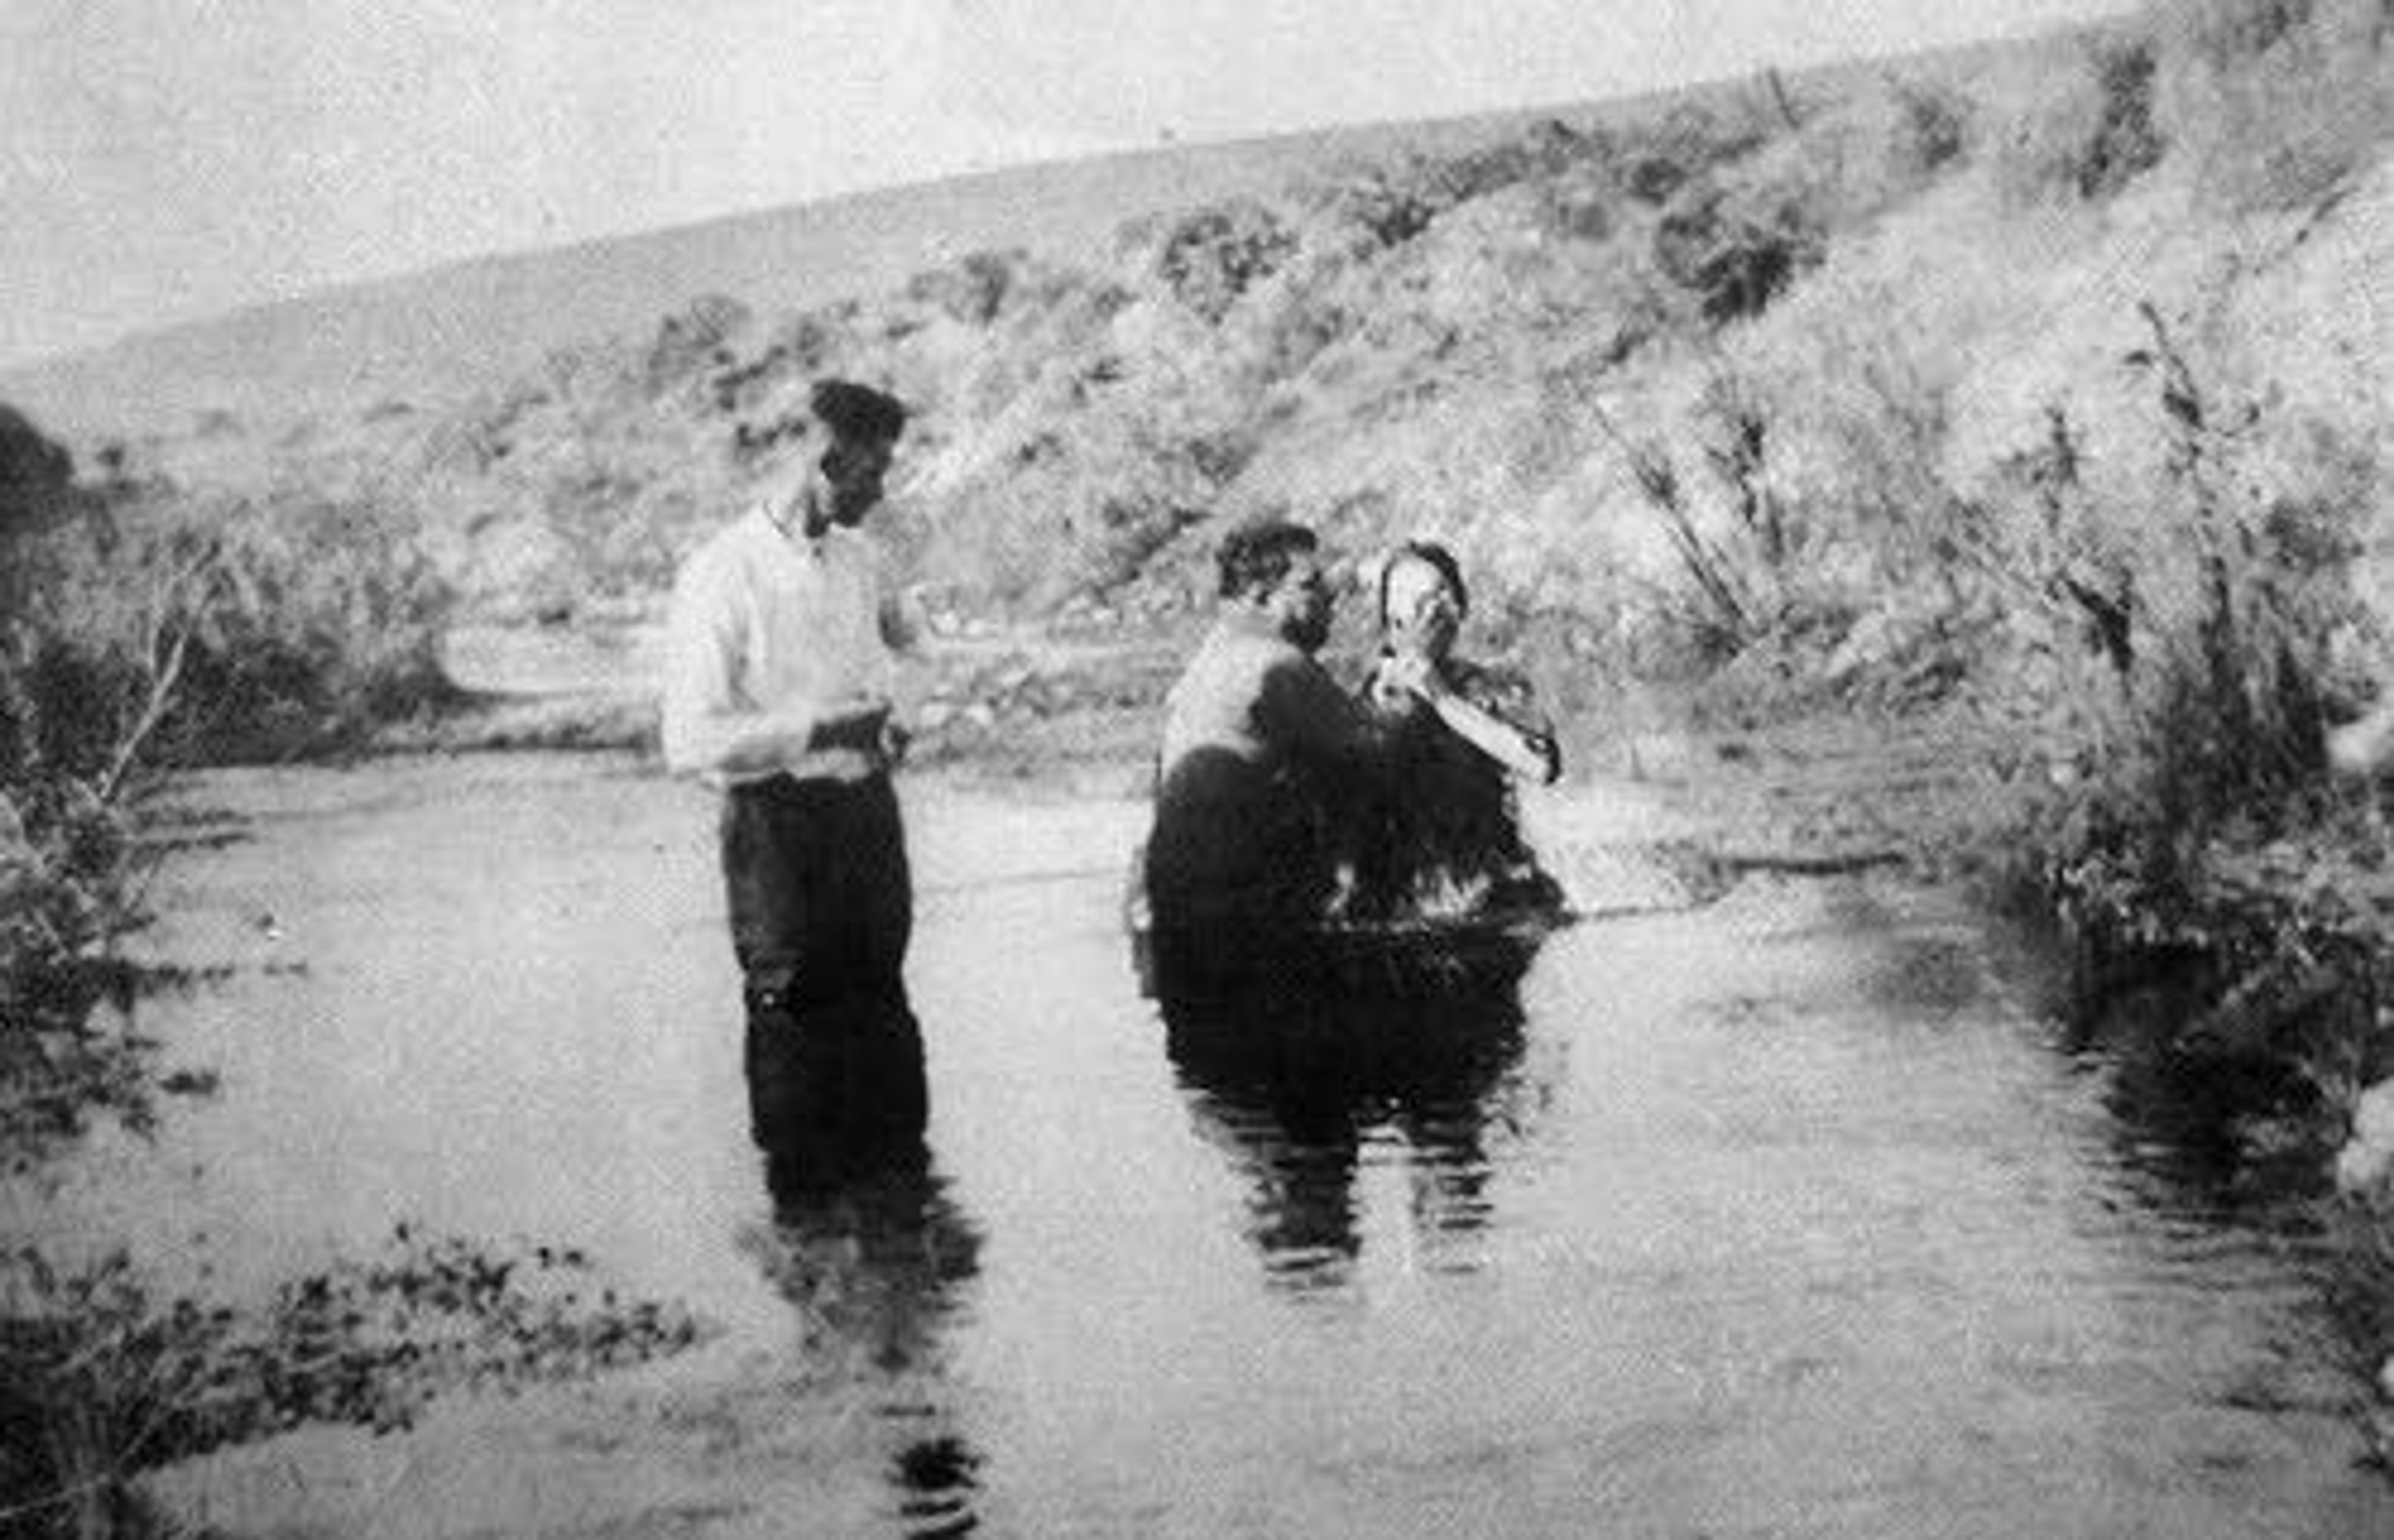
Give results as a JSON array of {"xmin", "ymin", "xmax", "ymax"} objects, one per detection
[
  {"xmin": 1216, "ymin": 517, "xmax": 1319, "ymax": 599},
  {"xmin": 810, "ymin": 379, "xmax": 908, "ymax": 443},
  {"xmin": 1378, "ymin": 538, "xmax": 1468, "ymax": 623}
]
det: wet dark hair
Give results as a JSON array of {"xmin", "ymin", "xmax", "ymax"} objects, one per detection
[
  {"xmin": 809, "ymin": 378, "xmax": 908, "ymax": 443},
  {"xmin": 1216, "ymin": 517, "xmax": 1320, "ymax": 599},
  {"xmin": 1377, "ymin": 539, "xmax": 1468, "ymax": 625}
]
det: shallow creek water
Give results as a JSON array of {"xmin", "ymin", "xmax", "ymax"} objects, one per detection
[{"xmin": 65, "ymin": 752, "xmax": 2394, "ymax": 1538}]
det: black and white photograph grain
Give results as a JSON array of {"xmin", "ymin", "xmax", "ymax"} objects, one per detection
[{"xmin": 4, "ymin": 1, "xmax": 2393, "ymax": 1535}]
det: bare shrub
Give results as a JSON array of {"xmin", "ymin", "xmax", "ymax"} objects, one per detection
[
  {"xmin": 1973, "ymin": 304, "xmax": 2377, "ymax": 922},
  {"xmin": 1585, "ymin": 398, "xmax": 1760, "ymax": 662}
]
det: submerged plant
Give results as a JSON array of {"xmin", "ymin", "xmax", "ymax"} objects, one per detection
[{"xmin": 0, "ymin": 1228, "xmax": 711, "ymax": 1538}]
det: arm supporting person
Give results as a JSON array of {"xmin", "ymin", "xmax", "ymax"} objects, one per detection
[{"xmin": 1257, "ymin": 648, "xmax": 1385, "ymax": 767}]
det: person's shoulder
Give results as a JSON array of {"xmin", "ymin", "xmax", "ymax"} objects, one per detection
[
  {"xmin": 1249, "ymin": 632, "xmax": 1314, "ymax": 667},
  {"xmin": 671, "ymin": 508, "xmax": 766, "ymax": 599},
  {"xmin": 1190, "ymin": 619, "xmax": 1284, "ymax": 665}
]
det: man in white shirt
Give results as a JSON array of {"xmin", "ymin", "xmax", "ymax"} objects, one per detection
[{"xmin": 661, "ymin": 380, "xmax": 925, "ymax": 1173}]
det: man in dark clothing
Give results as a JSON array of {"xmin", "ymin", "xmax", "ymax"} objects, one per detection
[{"xmin": 1142, "ymin": 518, "xmax": 1407, "ymax": 998}]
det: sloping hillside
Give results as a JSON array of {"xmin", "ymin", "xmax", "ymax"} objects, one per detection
[
  {"xmin": 7, "ymin": 1, "xmax": 2387, "ymax": 762},
  {"xmin": 0, "ymin": 38, "xmax": 2050, "ymax": 445}
]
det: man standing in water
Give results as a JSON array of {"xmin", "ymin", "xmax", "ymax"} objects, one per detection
[
  {"xmin": 662, "ymin": 380, "xmax": 924, "ymax": 1173},
  {"xmin": 1143, "ymin": 517, "xmax": 1412, "ymax": 995}
]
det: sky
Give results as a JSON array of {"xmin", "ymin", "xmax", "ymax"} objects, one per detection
[{"xmin": 0, "ymin": 0, "xmax": 2132, "ymax": 372}]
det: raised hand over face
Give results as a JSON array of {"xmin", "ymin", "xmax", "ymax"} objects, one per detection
[{"xmin": 1380, "ymin": 554, "xmax": 1462, "ymax": 664}]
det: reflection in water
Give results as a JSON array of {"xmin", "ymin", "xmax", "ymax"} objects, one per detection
[
  {"xmin": 2071, "ymin": 973, "xmax": 2346, "ymax": 1226},
  {"xmin": 744, "ymin": 1078, "xmax": 987, "ymax": 1536},
  {"xmin": 747, "ymin": 990, "xmax": 931, "ymax": 1184},
  {"xmin": 1160, "ymin": 927, "xmax": 1545, "ymax": 1292},
  {"xmin": 889, "ymin": 1433, "xmax": 985, "ymax": 1540},
  {"xmin": 749, "ymin": 1145, "xmax": 980, "ymax": 1374}
]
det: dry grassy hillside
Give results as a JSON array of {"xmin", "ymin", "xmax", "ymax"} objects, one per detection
[
  {"xmin": 8, "ymin": 3, "xmax": 2384, "ymax": 788},
  {"xmin": 0, "ymin": 47, "xmax": 2004, "ymax": 446}
]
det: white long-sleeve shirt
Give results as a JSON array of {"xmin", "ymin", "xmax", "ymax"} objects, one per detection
[{"xmin": 660, "ymin": 506, "xmax": 897, "ymax": 786}]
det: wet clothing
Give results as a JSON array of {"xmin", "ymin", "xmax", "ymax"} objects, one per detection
[
  {"xmin": 664, "ymin": 504, "xmax": 924, "ymax": 1157},
  {"xmin": 661, "ymin": 507, "xmax": 893, "ymax": 786},
  {"xmin": 1143, "ymin": 621, "xmax": 1380, "ymax": 994},
  {"xmin": 722, "ymin": 771, "xmax": 925, "ymax": 1155},
  {"xmin": 1348, "ymin": 655, "xmax": 1563, "ymax": 920}
]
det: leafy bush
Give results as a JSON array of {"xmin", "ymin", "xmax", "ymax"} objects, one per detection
[{"xmin": 0, "ymin": 774, "xmax": 151, "ymax": 1174}]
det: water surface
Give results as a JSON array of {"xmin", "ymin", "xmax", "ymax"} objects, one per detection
[{"xmin": 92, "ymin": 753, "xmax": 2394, "ymax": 1538}]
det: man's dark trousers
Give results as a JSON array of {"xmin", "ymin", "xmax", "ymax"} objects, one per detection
[{"xmin": 721, "ymin": 772, "xmax": 926, "ymax": 1163}]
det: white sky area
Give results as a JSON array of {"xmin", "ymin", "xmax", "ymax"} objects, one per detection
[{"xmin": 1, "ymin": 0, "xmax": 2132, "ymax": 370}]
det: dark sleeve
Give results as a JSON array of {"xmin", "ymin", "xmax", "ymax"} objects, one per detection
[
  {"xmin": 1255, "ymin": 650, "xmax": 1380, "ymax": 767},
  {"xmin": 1458, "ymin": 660, "xmax": 1562, "ymax": 782}
]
